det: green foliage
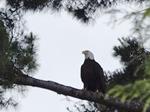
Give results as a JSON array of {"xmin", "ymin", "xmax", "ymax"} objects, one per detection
[
  {"xmin": 106, "ymin": 5, "xmax": 150, "ymax": 111},
  {"xmin": 6, "ymin": 0, "xmax": 63, "ymax": 11},
  {"xmin": 6, "ymin": 0, "xmax": 146, "ymax": 22},
  {"xmin": 0, "ymin": 9, "xmax": 37, "ymax": 109},
  {"xmin": 0, "ymin": 20, "xmax": 9, "ymax": 71},
  {"xmin": 143, "ymin": 8, "xmax": 150, "ymax": 18},
  {"xmin": 0, "ymin": 19, "xmax": 37, "ymax": 84},
  {"xmin": 145, "ymin": 57, "xmax": 150, "ymax": 76},
  {"xmin": 107, "ymin": 37, "xmax": 149, "ymax": 88},
  {"xmin": 107, "ymin": 47, "xmax": 150, "ymax": 111},
  {"xmin": 67, "ymin": 102, "xmax": 99, "ymax": 112},
  {"xmin": 10, "ymin": 32, "xmax": 37, "ymax": 73},
  {"xmin": 0, "ymin": 19, "xmax": 19, "ymax": 109},
  {"xmin": 105, "ymin": 2, "xmax": 150, "ymax": 108},
  {"xmin": 107, "ymin": 78, "xmax": 150, "ymax": 112}
]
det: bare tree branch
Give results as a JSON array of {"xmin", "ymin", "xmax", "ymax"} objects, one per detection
[{"xmin": 14, "ymin": 73, "xmax": 143, "ymax": 112}]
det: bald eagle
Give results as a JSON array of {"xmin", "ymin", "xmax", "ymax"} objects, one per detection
[{"xmin": 81, "ymin": 50, "xmax": 106, "ymax": 93}]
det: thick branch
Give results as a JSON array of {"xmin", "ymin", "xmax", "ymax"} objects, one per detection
[{"xmin": 14, "ymin": 74, "xmax": 143, "ymax": 112}]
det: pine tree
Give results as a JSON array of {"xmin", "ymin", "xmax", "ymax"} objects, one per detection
[
  {"xmin": 107, "ymin": 37, "xmax": 150, "ymax": 87},
  {"xmin": 0, "ymin": 9, "xmax": 37, "ymax": 108},
  {"xmin": 5, "ymin": 0, "xmax": 146, "ymax": 22}
]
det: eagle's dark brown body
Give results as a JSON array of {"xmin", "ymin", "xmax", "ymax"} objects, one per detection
[{"xmin": 81, "ymin": 59, "xmax": 105, "ymax": 93}]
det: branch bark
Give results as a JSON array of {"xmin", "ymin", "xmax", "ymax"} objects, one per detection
[{"xmin": 14, "ymin": 73, "xmax": 143, "ymax": 112}]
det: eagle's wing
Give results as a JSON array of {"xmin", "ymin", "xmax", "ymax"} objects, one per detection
[
  {"xmin": 94, "ymin": 61, "xmax": 106, "ymax": 93},
  {"xmin": 81, "ymin": 64, "xmax": 88, "ymax": 89}
]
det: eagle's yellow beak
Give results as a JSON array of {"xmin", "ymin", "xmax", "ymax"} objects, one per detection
[
  {"xmin": 82, "ymin": 51, "xmax": 85, "ymax": 54},
  {"xmin": 82, "ymin": 50, "xmax": 88, "ymax": 54}
]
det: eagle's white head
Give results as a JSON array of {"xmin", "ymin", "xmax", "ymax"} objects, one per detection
[{"xmin": 82, "ymin": 50, "xmax": 94, "ymax": 60}]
